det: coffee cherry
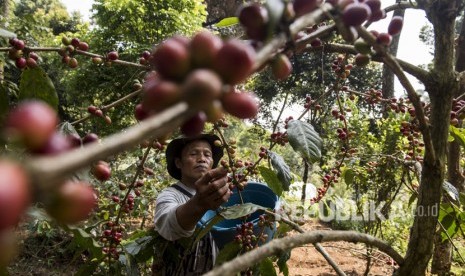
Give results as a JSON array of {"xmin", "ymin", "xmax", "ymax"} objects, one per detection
[
  {"xmin": 369, "ymin": 9, "xmax": 386, "ymax": 22},
  {"xmin": 71, "ymin": 38, "xmax": 80, "ymax": 48},
  {"xmin": 213, "ymin": 39, "xmax": 256, "ymax": 85},
  {"xmin": 46, "ymin": 181, "xmax": 97, "ymax": 224},
  {"xmin": 68, "ymin": 58, "xmax": 78, "ymax": 69},
  {"xmin": 26, "ymin": 58, "xmax": 37, "ymax": 68},
  {"xmin": 9, "ymin": 37, "xmax": 19, "ymax": 47},
  {"xmin": 293, "ymin": 0, "xmax": 322, "ymax": 17},
  {"xmin": 151, "ymin": 37, "xmax": 191, "ymax": 80},
  {"xmin": 82, "ymin": 132, "xmax": 99, "ymax": 144},
  {"xmin": 0, "ymin": 161, "xmax": 30, "ymax": 231},
  {"xmin": 376, "ymin": 32, "xmax": 392, "ymax": 46},
  {"xmin": 78, "ymin": 42, "xmax": 89, "ymax": 51},
  {"xmin": 190, "ymin": 31, "xmax": 223, "ymax": 68},
  {"xmin": 271, "ymin": 54, "xmax": 292, "ymax": 81},
  {"xmin": 182, "ymin": 69, "xmax": 223, "ymax": 108},
  {"xmin": 15, "ymin": 57, "xmax": 27, "ymax": 69},
  {"xmin": 388, "ymin": 16, "xmax": 404, "ymax": 36},
  {"xmin": 4, "ymin": 101, "xmax": 58, "ymax": 150},
  {"xmin": 238, "ymin": 3, "xmax": 269, "ymax": 40},
  {"xmin": 13, "ymin": 39, "xmax": 25, "ymax": 50},
  {"xmin": 92, "ymin": 161, "xmax": 111, "ymax": 181},
  {"xmin": 141, "ymin": 50, "xmax": 151, "ymax": 60},
  {"xmin": 92, "ymin": 57, "xmax": 103, "ymax": 64},
  {"xmin": 61, "ymin": 36, "xmax": 71, "ymax": 46},
  {"xmin": 30, "ymin": 132, "xmax": 72, "ymax": 156},
  {"xmin": 142, "ymin": 79, "xmax": 182, "ymax": 112},
  {"xmin": 29, "ymin": 52, "xmax": 39, "ymax": 61},
  {"xmin": 134, "ymin": 103, "xmax": 150, "ymax": 121},
  {"xmin": 8, "ymin": 49, "xmax": 22, "ymax": 60},
  {"xmin": 180, "ymin": 112, "xmax": 207, "ymax": 137},
  {"xmin": 354, "ymin": 53, "xmax": 370, "ymax": 66},
  {"xmin": 204, "ymin": 100, "xmax": 224, "ymax": 123},
  {"xmin": 221, "ymin": 91, "xmax": 259, "ymax": 119},
  {"xmin": 342, "ymin": 3, "xmax": 371, "ymax": 26},
  {"xmin": 365, "ymin": 0, "xmax": 381, "ymax": 12},
  {"xmin": 67, "ymin": 133, "xmax": 82, "ymax": 148},
  {"xmin": 354, "ymin": 38, "xmax": 371, "ymax": 54},
  {"xmin": 107, "ymin": 51, "xmax": 119, "ymax": 61}
]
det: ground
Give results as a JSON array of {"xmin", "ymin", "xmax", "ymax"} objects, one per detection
[
  {"xmin": 6, "ymin": 219, "xmax": 397, "ymax": 276},
  {"xmin": 286, "ymin": 220, "xmax": 396, "ymax": 276}
]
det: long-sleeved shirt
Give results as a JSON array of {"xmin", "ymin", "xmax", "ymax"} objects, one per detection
[{"xmin": 154, "ymin": 181, "xmax": 218, "ymax": 275}]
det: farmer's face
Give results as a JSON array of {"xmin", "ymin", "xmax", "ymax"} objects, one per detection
[{"xmin": 176, "ymin": 140, "xmax": 213, "ymax": 184}]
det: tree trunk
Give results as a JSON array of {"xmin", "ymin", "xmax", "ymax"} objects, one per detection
[
  {"xmin": 396, "ymin": 1, "xmax": 461, "ymax": 275},
  {"xmin": 301, "ymin": 161, "xmax": 309, "ymax": 203},
  {"xmin": 431, "ymin": 14, "xmax": 465, "ymax": 276}
]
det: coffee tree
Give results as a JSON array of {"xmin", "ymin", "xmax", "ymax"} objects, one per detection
[{"xmin": 0, "ymin": 0, "xmax": 465, "ymax": 275}]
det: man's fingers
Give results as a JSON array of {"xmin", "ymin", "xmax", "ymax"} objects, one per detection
[{"xmin": 195, "ymin": 166, "xmax": 228, "ymax": 186}]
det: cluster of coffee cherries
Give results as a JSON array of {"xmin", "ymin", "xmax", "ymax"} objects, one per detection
[
  {"xmin": 87, "ymin": 105, "xmax": 112, "ymax": 125},
  {"xmin": 399, "ymin": 121, "xmax": 424, "ymax": 162},
  {"xmin": 1, "ymin": 101, "xmax": 98, "ymax": 226},
  {"xmin": 450, "ymin": 98, "xmax": 465, "ymax": 126},
  {"xmin": 330, "ymin": 55, "xmax": 353, "ymax": 80},
  {"xmin": 58, "ymin": 36, "xmax": 90, "ymax": 69},
  {"xmin": 303, "ymin": 95, "xmax": 322, "ymax": 111},
  {"xmin": 385, "ymin": 97, "xmax": 409, "ymax": 113},
  {"xmin": 7, "ymin": 38, "xmax": 40, "ymax": 69},
  {"xmin": 100, "ymin": 221, "xmax": 125, "ymax": 261},
  {"xmin": 363, "ymin": 88, "xmax": 383, "ymax": 105},
  {"xmin": 134, "ymin": 31, "xmax": 259, "ymax": 137},
  {"xmin": 310, "ymin": 168, "xmax": 341, "ymax": 203},
  {"xmin": 270, "ymin": 131, "xmax": 289, "ymax": 146},
  {"xmin": 353, "ymin": 11, "xmax": 404, "ymax": 66},
  {"xmin": 258, "ymin": 146, "xmax": 268, "ymax": 159}
]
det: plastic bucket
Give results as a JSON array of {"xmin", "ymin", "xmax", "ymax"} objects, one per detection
[{"xmin": 198, "ymin": 182, "xmax": 279, "ymax": 249}]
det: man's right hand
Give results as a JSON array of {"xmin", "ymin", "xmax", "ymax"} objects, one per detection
[{"xmin": 192, "ymin": 167, "xmax": 231, "ymax": 211}]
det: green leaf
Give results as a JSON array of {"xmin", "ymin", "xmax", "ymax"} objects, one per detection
[
  {"xmin": 0, "ymin": 28, "xmax": 16, "ymax": 38},
  {"xmin": 76, "ymin": 259, "xmax": 100, "ymax": 276},
  {"xmin": 120, "ymin": 253, "xmax": 140, "ymax": 276},
  {"xmin": 258, "ymin": 166, "xmax": 283, "ymax": 196},
  {"xmin": 215, "ymin": 241, "xmax": 241, "ymax": 266},
  {"xmin": 194, "ymin": 214, "xmax": 224, "ymax": 245},
  {"xmin": 439, "ymin": 214, "xmax": 457, "ymax": 241},
  {"xmin": 259, "ymin": 257, "xmax": 277, "ymax": 276},
  {"xmin": 268, "ymin": 151, "xmax": 292, "ymax": 191},
  {"xmin": 407, "ymin": 193, "xmax": 417, "ymax": 208},
  {"xmin": 342, "ymin": 168, "xmax": 355, "ymax": 185},
  {"xmin": 450, "ymin": 126, "xmax": 465, "ymax": 148},
  {"xmin": 220, "ymin": 203, "xmax": 268, "ymax": 220},
  {"xmin": 287, "ymin": 120, "xmax": 322, "ymax": 163},
  {"xmin": 459, "ymin": 192, "xmax": 465, "ymax": 206},
  {"xmin": 215, "ymin": 17, "xmax": 239, "ymax": 27},
  {"xmin": 276, "ymin": 223, "xmax": 292, "ymax": 238},
  {"xmin": 19, "ymin": 67, "xmax": 58, "ymax": 110},
  {"xmin": 66, "ymin": 225, "xmax": 103, "ymax": 259},
  {"xmin": 277, "ymin": 250, "xmax": 291, "ymax": 276},
  {"xmin": 443, "ymin": 181, "xmax": 460, "ymax": 202}
]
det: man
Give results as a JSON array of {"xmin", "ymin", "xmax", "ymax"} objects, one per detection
[{"xmin": 153, "ymin": 133, "xmax": 231, "ymax": 275}]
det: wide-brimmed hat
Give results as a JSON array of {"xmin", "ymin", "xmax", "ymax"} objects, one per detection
[{"xmin": 165, "ymin": 133, "xmax": 224, "ymax": 180}]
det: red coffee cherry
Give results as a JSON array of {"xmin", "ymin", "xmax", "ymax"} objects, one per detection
[
  {"xmin": 92, "ymin": 161, "xmax": 111, "ymax": 181},
  {"xmin": 107, "ymin": 51, "xmax": 119, "ymax": 61},
  {"xmin": 293, "ymin": 0, "xmax": 322, "ymax": 18},
  {"xmin": 221, "ymin": 91, "xmax": 259, "ymax": 119},
  {"xmin": 15, "ymin": 58, "xmax": 27, "ymax": 69},
  {"xmin": 4, "ymin": 100, "xmax": 58, "ymax": 150},
  {"xmin": 376, "ymin": 32, "xmax": 392, "ymax": 46},
  {"xmin": 182, "ymin": 69, "xmax": 223, "ymax": 109},
  {"xmin": 151, "ymin": 37, "xmax": 191, "ymax": 80},
  {"xmin": 46, "ymin": 181, "xmax": 97, "ymax": 224},
  {"xmin": 180, "ymin": 112, "xmax": 207, "ymax": 137},
  {"xmin": 26, "ymin": 58, "xmax": 38, "ymax": 68},
  {"xmin": 388, "ymin": 16, "xmax": 404, "ymax": 36},
  {"xmin": 142, "ymin": 79, "xmax": 182, "ymax": 112},
  {"xmin": 0, "ymin": 161, "xmax": 30, "ymax": 231},
  {"xmin": 78, "ymin": 42, "xmax": 89, "ymax": 51},
  {"xmin": 71, "ymin": 37, "xmax": 80, "ymax": 48},
  {"xmin": 30, "ymin": 132, "xmax": 73, "ymax": 156},
  {"xmin": 271, "ymin": 54, "xmax": 292, "ymax": 81},
  {"xmin": 190, "ymin": 31, "xmax": 223, "ymax": 68},
  {"xmin": 354, "ymin": 53, "xmax": 370, "ymax": 66},
  {"xmin": 342, "ymin": 3, "xmax": 371, "ymax": 26},
  {"xmin": 134, "ymin": 103, "xmax": 150, "ymax": 121},
  {"xmin": 68, "ymin": 57, "xmax": 78, "ymax": 69},
  {"xmin": 213, "ymin": 39, "xmax": 256, "ymax": 85}
]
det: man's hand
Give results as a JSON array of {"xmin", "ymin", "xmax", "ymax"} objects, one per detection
[{"xmin": 192, "ymin": 167, "xmax": 231, "ymax": 212}]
